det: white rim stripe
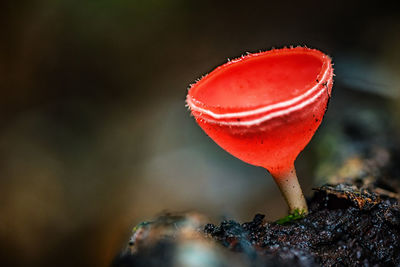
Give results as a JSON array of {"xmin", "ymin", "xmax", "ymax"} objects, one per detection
[
  {"xmin": 192, "ymin": 76, "xmax": 332, "ymax": 127},
  {"xmin": 187, "ymin": 64, "xmax": 331, "ymax": 119}
]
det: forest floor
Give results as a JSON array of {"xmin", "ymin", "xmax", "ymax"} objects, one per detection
[{"xmin": 112, "ymin": 151, "xmax": 400, "ymax": 267}]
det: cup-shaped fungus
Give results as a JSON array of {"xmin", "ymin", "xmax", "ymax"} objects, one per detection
[{"xmin": 186, "ymin": 47, "xmax": 333, "ymax": 214}]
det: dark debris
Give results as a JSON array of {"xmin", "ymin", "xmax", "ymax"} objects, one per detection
[
  {"xmin": 205, "ymin": 185, "xmax": 400, "ymax": 267},
  {"xmin": 113, "ymin": 185, "xmax": 400, "ymax": 267}
]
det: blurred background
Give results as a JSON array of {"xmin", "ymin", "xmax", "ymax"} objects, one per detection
[{"xmin": 1, "ymin": 0, "xmax": 400, "ymax": 266}]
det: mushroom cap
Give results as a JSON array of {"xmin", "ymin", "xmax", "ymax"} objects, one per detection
[{"xmin": 187, "ymin": 47, "xmax": 333, "ymax": 175}]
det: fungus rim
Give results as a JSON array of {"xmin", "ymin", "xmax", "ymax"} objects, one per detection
[{"xmin": 187, "ymin": 47, "xmax": 333, "ymax": 126}]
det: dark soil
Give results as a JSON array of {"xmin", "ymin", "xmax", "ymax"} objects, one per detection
[
  {"xmin": 205, "ymin": 184, "xmax": 400, "ymax": 266},
  {"xmin": 112, "ymin": 183, "xmax": 400, "ymax": 267}
]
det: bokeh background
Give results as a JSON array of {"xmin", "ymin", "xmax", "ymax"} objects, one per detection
[{"xmin": 1, "ymin": 0, "xmax": 400, "ymax": 266}]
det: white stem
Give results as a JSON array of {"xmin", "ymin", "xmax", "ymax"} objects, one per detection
[{"xmin": 271, "ymin": 167, "xmax": 308, "ymax": 214}]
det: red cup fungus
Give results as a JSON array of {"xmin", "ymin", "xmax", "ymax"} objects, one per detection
[{"xmin": 186, "ymin": 47, "xmax": 333, "ymax": 214}]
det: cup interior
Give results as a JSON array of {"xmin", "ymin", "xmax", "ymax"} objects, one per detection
[{"xmin": 189, "ymin": 48, "xmax": 326, "ymax": 111}]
